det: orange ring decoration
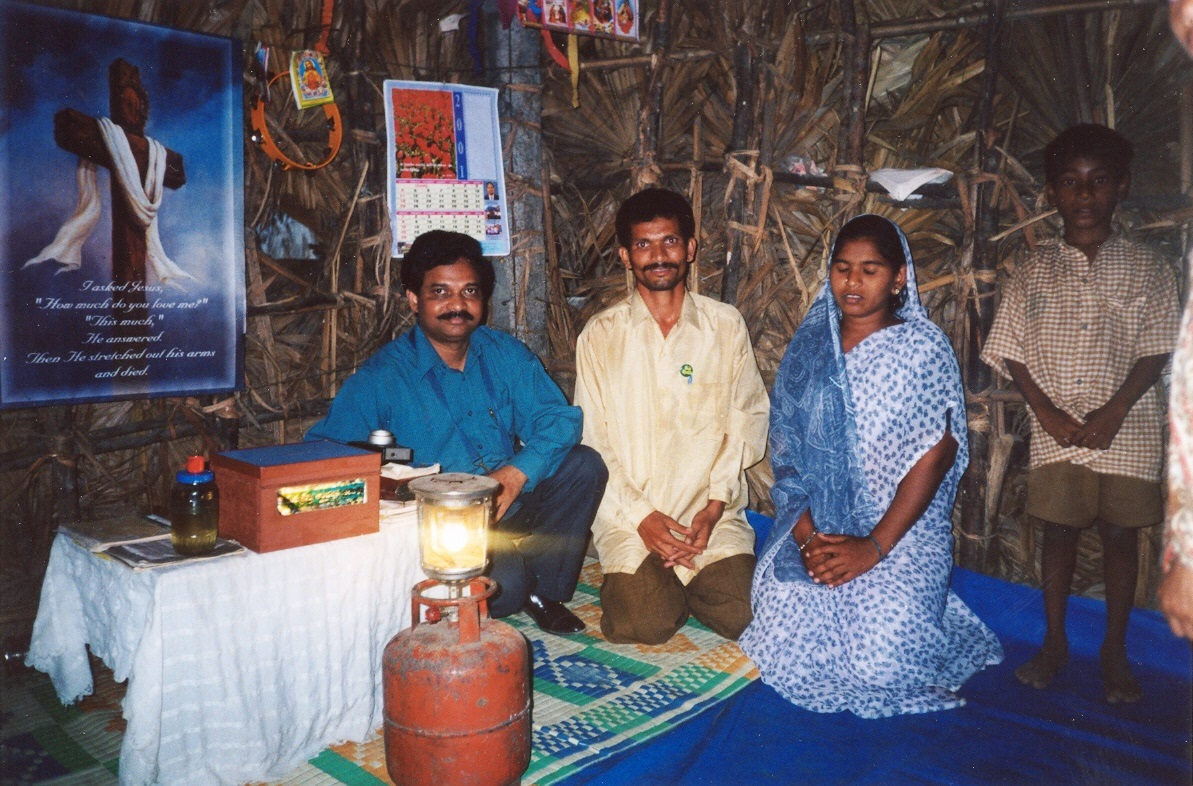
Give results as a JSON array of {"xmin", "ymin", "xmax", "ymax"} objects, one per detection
[{"xmin": 249, "ymin": 72, "xmax": 342, "ymax": 171}]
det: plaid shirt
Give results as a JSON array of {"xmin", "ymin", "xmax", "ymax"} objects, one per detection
[{"xmin": 981, "ymin": 233, "xmax": 1179, "ymax": 483}]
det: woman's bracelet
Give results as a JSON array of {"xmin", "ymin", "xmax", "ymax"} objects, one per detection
[
  {"xmin": 798, "ymin": 530, "xmax": 819, "ymax": 551},
  {"xmin": 867, "ymin": 534, "xmax": 885, "ymax": 560}
]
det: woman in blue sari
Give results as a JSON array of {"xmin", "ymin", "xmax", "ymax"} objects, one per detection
[{"xmin": 740, "ymin": 214, "xmax": 1003, "ymax": 718}]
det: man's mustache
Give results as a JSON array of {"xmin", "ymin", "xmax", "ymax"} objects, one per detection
[
  {"xmin": 643, "ymin": 263, "xmax": 679, "ymax": 272},
  {"xmin": 438, "ymin": 310, "xmax": 476, "ymax": 322}
]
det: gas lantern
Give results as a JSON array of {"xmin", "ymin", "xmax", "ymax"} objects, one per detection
[{"xmin": 381, "ymin": 472, "xmax": 531, "ymax": 786}]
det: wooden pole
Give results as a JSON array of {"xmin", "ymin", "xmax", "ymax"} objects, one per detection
[
  {"xmin": 831, "ymin": 0, "xmax": 871, "ymax": 228},
  {"xmin": 689, "ymin": 115, "xmax": 703, "ymax": 294},
  {"xmin": 720, "ymin": 3, "xmax": 778, "ymax": 304},
  {"xmin": 485, "ymin": 0, "xmax": 548, "ymax": 356},
  {"xmin": 804, "ymin": 0, "xmax": 1164, "ymax": 45},
  {"xmin": 1181, "ymin": 82, "xmax": 1193, "ymax": 197},
  {"xmin": 847, "ymin": 24, "xmax": 871, "ymax": 177},
  {"xmin": 721, "ymin": 40, "xmax": 756, "ymax": 305},
  {"xmin": 572, "ymin": 158, "xmax": 1190, "ymax": 211},
  {"xmin": 1063, "ymin": 13, "xmax": 1098, "ymax": 125},
  {"xmin": 0, "ymin": 401, "xmax": 328, "ymax": 474},
  {"xmin": 835, "ymin": 0, "xmax": 858, "ymax": 175},
  {"xmin": 44, "ymin": 407, "xmax": 79, "ymax": 527},
  {"xmin": 959, "ymin": 0, "xmax": 1007, "ymax": 574},
  {"xmin": 580, "ymin": 48, "xmax": 714, "ymax": 72},
  {"xmin": 630, "ymin": 0, "xmax": 671, "ymax": 192}
]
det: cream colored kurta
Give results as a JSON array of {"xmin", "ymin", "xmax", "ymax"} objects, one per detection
[{"xmin": 574, "ymin": 290, "xmax": 769, "ymax": 584}]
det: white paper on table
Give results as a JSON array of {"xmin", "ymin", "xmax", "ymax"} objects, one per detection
[
  {"xmin": 870, "ymin": 167, "xmax": 953, "ymax": 201},
  {"xmin": 380, "ymin": 462, "xmax": 440, "ymax": 482}
]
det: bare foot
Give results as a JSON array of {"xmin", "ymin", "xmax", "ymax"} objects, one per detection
[
  {"xmin": 1101, "ymin": 648, "xmax": 1143, "ymax": 704},
  {"xmin": 1015, "ymin": 645, "xmax": 1068, "ymax": 689}
]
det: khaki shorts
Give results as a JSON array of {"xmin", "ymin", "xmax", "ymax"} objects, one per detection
[{"xmin": 1025, "ymin": 462, "xmax": 1162, "ymax": 529}]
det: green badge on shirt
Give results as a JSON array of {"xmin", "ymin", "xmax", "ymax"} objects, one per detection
[{"xmin": 680, "ymin": 363, "xmax": 693, "ymax": 383}]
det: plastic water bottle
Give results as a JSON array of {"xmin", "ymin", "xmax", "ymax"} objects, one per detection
[{"xmin": 170, "ymin": 455, "xmax": 219, "ymax": 555}]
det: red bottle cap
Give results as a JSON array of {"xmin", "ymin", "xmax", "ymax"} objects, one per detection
[{"xmin": 186, "ymin": 455, "xmax": 207, "ymax": 474}]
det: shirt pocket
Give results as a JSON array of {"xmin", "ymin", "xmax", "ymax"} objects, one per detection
[
  {"xmin": 1098, "ymin": 291, "xmax": 1147, "ymax": 342},
  {"xmin": 679, "ymin": 382, "xmax": 728, "ymax": 439},
  {"xmin": 1100, "ymin": 290, "xmax": 1146, "ymax": 315}
]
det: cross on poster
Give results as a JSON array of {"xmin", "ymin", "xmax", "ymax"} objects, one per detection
[
  {"xmin": 383, "ymin": 81, "xmax": 509, "ymax": 258},
  {"xmin": 0, "ymin": 3, "xmax": 245, "ymax": 408}
]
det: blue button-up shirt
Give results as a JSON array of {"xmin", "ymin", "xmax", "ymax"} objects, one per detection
[{"xmin": 306, "ymin": 325, "xmax": 581, "ymax": 492}]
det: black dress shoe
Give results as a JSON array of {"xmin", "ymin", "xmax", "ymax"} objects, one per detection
[{"xmin": 523, "ymin": 594, "xmax": 585, "ymax": 635}]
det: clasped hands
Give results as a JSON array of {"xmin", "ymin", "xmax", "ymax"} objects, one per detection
[
  {"xmin": 801, "ymin": 532, "xmax": 880, "ymax": 588},
  {"xmin": 638, "ymin": 500, "xmax": 724, "ymax": 569},
  {"xmin": 1038, "ymin": 400, "xmax": 1128, "ymax": 451}
]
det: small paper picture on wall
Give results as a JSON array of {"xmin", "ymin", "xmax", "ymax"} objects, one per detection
[
  {"xmin": 592, "ymin": 0, "xmax": 614, "ymax": 35},
  {"xmin": 545, "ymin": 0, "xmax": 566, "ymax": 27},
  {"xmin": 568, "ymin": 0, "xmax": 591, "ymax": 32}
]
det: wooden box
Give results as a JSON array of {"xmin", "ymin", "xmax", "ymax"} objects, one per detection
[{"xmin": 211, "ymin": 441, "xmax": 381, "ymax": 553}]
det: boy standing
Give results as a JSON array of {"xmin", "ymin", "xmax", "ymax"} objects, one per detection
[{"xmin": 982, "ymin": 125, "xmax": 1179, "ymax": 702}]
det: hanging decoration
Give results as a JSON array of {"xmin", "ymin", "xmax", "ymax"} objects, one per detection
[
  {"xmin": 541, "ymin": 27, "xmax": 570, "ymax": 69},
  {"xmin": 289, "ymin": 50, "xmax": 334, "ymax": 110},
  {"xmin": 249, "ymin": 71, "xmax": 342, "ymax": 171},
  {"xmin": 248, "ymin": 0, "xmax": 341, "ymax": 171},
  {"xmin": 517, "ymin": 0, "xmax": 639, "ymax": 42},
  {"xmin": 568, "ymin": 33, "xmax": 581, "ymax": 108}
]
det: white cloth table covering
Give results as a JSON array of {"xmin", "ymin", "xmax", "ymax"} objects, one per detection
[{"xmin": 27, "ymin": 503, "xmax": 424, "ymax": 785}]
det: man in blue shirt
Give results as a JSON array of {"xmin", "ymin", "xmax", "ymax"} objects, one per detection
[{"xmin": 308, "ymin": 231, "xmax": 606, "ymax": 634}]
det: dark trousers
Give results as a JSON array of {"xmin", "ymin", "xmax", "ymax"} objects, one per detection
[
  {"xmin": 600, "ymin": 552, "xmax": 755, "ymax": 644},
  {"xmin": 486, "ymin": 445, "xmax": 607, "ymax": 618}
]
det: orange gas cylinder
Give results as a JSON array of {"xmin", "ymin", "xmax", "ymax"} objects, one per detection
[{"xmin": 382, "ymin": 577, "xmax": 531, "ymax": 786}]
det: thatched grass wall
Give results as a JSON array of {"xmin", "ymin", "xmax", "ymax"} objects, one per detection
[{"xmin": 2, "ymin": 0, "xmax": 1190, "ymax": 653}]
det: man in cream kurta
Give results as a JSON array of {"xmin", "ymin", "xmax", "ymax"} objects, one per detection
[{"xmin": 575, "ymin": 188, "xmax": 769, "ymax": 644}]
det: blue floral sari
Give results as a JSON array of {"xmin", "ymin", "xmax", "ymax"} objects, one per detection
[{"xmin": 740, "ymin": 216, "xmax": 1003, "ymax": 718}]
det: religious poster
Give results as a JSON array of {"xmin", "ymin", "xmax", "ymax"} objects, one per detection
[
  {"xmin": 383, "ymin": 80, "xmax": 509, "ymax": 257},
  {"xmin": 290, "ymin": 49, "xmax": 334, "ymax": 110},
  {"xmin": 0, "ymin": 3, "xmax": 245, "ymax": 408},
  {"xmin": 518, "ymin": 0, "xmax": 640, "ymax": 42}
]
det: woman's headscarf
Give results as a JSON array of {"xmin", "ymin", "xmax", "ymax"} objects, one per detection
[{"xmin": 757, "ymin": 214, "xmax": 964, "ymax": 581}]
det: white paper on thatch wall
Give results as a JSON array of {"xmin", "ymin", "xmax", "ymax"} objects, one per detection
[{"xmin": 383, "ymin": 80, "xmax": 510, "ymax": 258}]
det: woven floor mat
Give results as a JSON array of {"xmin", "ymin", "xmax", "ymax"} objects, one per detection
[
  {"xmin": 301, "ymin": 561, "xmax": 757, "ymax": 786},
  {"xmin": 3, "ymin": 560, "xmax": 757, "ymax": 786}
]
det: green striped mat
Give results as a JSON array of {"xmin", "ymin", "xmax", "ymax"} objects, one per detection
[{"xmin": 2, "ymin": 561, "xmax": 757, "ymax": 785}]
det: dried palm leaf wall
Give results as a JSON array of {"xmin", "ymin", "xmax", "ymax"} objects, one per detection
[
  {"xmin": 1, "ymin": 0, "xmax": 1189, "ymax": 650},
  {"xmin": 541, "ymin": 0, "xmax": 1192, "ymax": 607}
]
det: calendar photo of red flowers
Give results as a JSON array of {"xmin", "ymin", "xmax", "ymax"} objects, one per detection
[
  {"xmin": 383, "ymin": 81, "xmax": 509, "ymax": 258},
  {"xmin": 390, "ymin": 89, "xmax": 457, "ymax": 179}
]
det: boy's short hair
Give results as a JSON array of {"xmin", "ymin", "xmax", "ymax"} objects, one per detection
[
  {"xmin": 615, "ymin": 188, "xmax": 696, "ymax": 248},
  {"xmin": 399, "ymin": 230, "xmax": 495, "ymax": 299},
  {"xmin": 1043, "ymin": 124, "xmax": 1134, "ymax": 183}
]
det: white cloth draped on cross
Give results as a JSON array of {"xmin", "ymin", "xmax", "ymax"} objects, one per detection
[{"xmin": 24, "ymin": 117, "xmax": 195, "ymax": 291}]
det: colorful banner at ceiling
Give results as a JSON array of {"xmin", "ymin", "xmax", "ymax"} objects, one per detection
[{"xmin": 518, "ymin": 0, "xmax": 640, "ymax": 43}]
